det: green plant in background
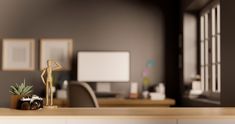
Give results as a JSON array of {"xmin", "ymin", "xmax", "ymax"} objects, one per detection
[{"xmin": 9, "ymin": 80, "xmax": 33, "ymax": 96}]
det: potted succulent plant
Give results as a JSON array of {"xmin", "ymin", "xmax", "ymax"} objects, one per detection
[{"xmin": 9, "ymin": 80, "xmax": 33, "ymax": 109}]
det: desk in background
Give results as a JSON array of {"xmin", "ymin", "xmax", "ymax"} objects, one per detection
[
  {"xmin": 52, "ymin": 98, "xmax": 175, "ymax": 107},
  {"xmin": 98, "ymin": 98, "xmax": 175, "ymax": 107}
]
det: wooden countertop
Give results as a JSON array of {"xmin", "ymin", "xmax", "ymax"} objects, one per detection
[{"xmin": 1, "ymin": 108, "xmax": 235, "ymax": 119}]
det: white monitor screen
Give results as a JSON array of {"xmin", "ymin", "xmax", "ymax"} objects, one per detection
[{"xmin": 77, "ymin": 51, "xmax": 130, "ymax": 82}]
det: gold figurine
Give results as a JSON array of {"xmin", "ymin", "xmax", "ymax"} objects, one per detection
[{"xmin": 41, "ymin": 60, "xmax": 62, "ymax": 108}]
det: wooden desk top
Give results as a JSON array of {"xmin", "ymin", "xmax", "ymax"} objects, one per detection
[
  {"xmin": 1, "ymin": 108, "xmax": 235, "ymax": 119},
  {"xmin": 53, "ymin": 98, "xmax": 175, "ymax": 107},
  {"xmin": 98, "ymin": 98, "xmax": 175, "ymax": 107}
]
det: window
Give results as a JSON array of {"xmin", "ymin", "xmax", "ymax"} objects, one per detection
[{"xmin": 200, "ymin": 2, "xmax": 220, "ymax": 93}]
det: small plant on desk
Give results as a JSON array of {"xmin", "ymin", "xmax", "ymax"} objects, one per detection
[{"xmin": 9, "ymin": 79, "xmax": 33, "ymax": 108}]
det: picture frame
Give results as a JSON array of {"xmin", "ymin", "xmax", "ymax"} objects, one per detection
[
  {"xmin": 40, "ymin": 39, "xmax": 73, "ymax": 71},
  {"xmin": 2, "ymin": 38, "xmax": 35, "ymax": 71}
]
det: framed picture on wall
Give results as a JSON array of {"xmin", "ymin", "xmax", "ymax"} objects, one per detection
[
  {"xmin": 2, "ymin": 38, "xmax": 35, "ymax": 71},
  {"xmin": 40, "ymin": 39, "xmax": 73, "ymax": 70}
]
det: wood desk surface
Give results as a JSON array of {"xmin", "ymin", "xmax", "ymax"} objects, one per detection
[
  {"xmin": 1, "ymin": 108, "xmax": 235, "ymax": 119},
  {"xmin": 53, "ymin": 98, "xmax": 175, "ymax": 107},
  {"xmin": 98, "ymin": 98, "xmax": 175, "ymax": 107}
]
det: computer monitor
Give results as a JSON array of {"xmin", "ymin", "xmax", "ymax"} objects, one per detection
[{"xmin": 77, "ymin": 51, "xmax": 130, "ymax": 93}]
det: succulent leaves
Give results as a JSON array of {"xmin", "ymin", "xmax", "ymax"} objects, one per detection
[{"xmin": 9, "ymin": 80, "xmax": 33, "ymax": 96}]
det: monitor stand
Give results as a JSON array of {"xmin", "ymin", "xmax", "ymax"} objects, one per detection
[
  {"xmin": 95, "ymin": 82, "xmax": 116, "ymax": 98},
  {"xmin": 87, "ymin": 82, "xmax": 117, "ymax": 98},
  {"xmin": 96, "ymin": 82, "xmax": 111, "ymax": 93}
]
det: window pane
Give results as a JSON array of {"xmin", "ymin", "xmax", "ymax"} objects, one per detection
[
  {"xmin": 201, "ymin": 66, "xmax": 205, "ymax": 90},
  {"xmin": 205, "ymin": 66, "xmax": 209, "ymax": 91},
  {"xmin": 200, "ymin": 42, "xmax": 205, "ymax": 65},
  {"xmin": 205, "ymin": 13, "xmax": 209, "ymax": 39},
  {"xmin": 217, "ymin": 64, "xmax": 221, "ymax": 92},
  {"xmin": 212, "ymin": 65, "xmax": 216, "ymax": 92},
  {"xmin": 212, "ymin": 37, "xmax": 216, "ymax": 63},
  {"xmin": 200, "ymin": 16, "xmax": 205, "ymax": 41},
  {"xmin": 217, "ymin": 35, "xmax": 221, "ymax": 62},
  {"xmin": 217, "ymin": 5, "xmax": 221, "ymax": 33},
  {"xmin": 205, "ymin": 40, "xmax": 209, "ymax": 65},
  {"xmin": 212, "ymin": 8, "xmax": 216, "ymax": 35}
]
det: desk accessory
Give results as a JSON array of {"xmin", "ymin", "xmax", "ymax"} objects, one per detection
[
  {"xmin": 155, "ymin": 82, "xmax": 165, "ymax": 95},
  {"xmin": 9, "ymin": 80, "xmax": 33, "ymax": 109},
  {"xmin": 189, "ymin": 75, "xmax": 203, "ymax": 97},
  {"xmin": 56, "ymin": 80, "xmax": 68, "ymax": 99},
  {"xmin": 150, "ymin": 92, "xmax": 165, "ymax": 100},
  {"xmin": 142, "ymin": 90, "xmax": 149, "ymax": 99},
  {"xmin": 17, "ymin": 95, "xmax": 43, "ymax": 110},
  {"xmin": 129, "ymin": 82, "xmax": 138, "ymax": 99},
  {"xmin": 149, "ymin": 83, "xmax": 166, "ymax": 100},
  {"xmin": 41, "ymin": 60, "xmax": 62, "ymax": 109}
]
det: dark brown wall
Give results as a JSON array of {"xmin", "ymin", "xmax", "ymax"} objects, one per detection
[
  {"xmin": 0, "ymin": 0, "xmax": 180, "ymax": 107},
  {"xmin": 221, "ymin": 0, "xmax": 235, "ymax": 106}
]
